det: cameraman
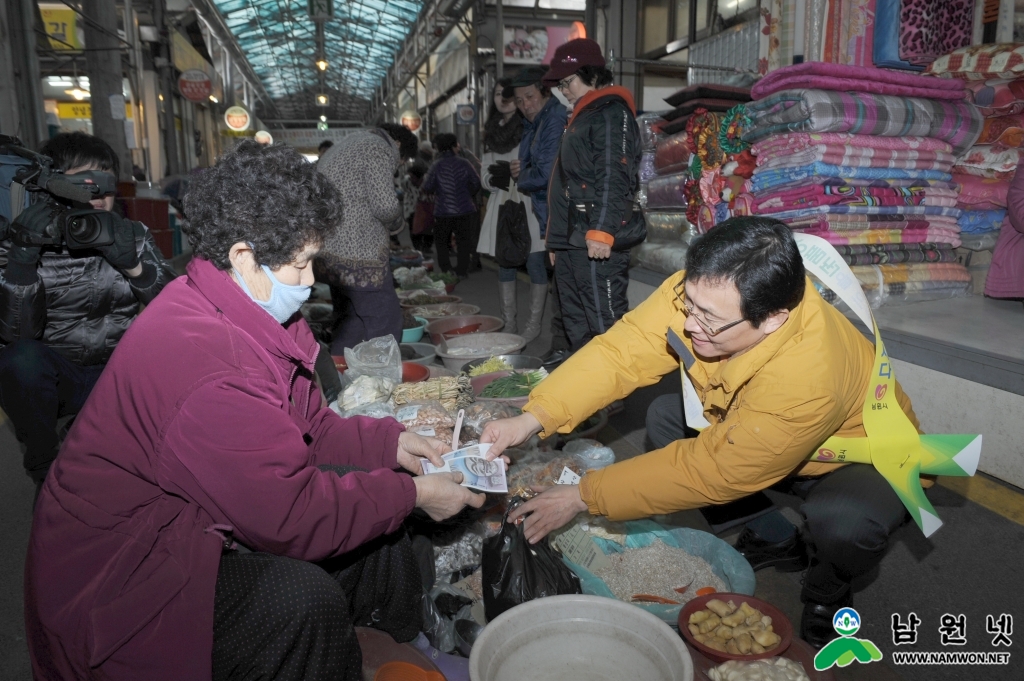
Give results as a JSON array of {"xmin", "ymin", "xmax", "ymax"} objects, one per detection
[{"xmin": 0, "ymin": 132, "xmax": 175, "ymax": 486}]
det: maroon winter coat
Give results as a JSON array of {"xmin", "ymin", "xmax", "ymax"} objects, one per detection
[{"xmin": 25, "ymin": 257, "xmax": 416, "ymax": 680}]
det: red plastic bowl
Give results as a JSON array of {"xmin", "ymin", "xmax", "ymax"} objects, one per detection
[
  {"xmin": 678, "ymin": 592, "xmax": 793, "ymax": 663},
  {"xmin": 330, "ymin": 357, "xmax": 428, "ymax": 384}
]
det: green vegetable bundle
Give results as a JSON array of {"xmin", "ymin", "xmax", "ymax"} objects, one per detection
[{"xmin": 480, "ymin": 370, "xmax": 547, "ymax": 398}]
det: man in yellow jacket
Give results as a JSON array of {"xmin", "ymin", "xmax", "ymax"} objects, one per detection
[{"xmin": 481, "ymin": 216, "xmax": 917, "ymax": 648}]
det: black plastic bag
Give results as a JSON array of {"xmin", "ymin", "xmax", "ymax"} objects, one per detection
[
  {"xmin": 495, "ymin": 187, "xmax": 531, "ymax": 269},
  {"xmin": 482, "ymin": 497, "xmax": 582, "ymax": 622}
]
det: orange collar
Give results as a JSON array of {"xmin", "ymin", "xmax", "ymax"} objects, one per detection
[{"xmin": 568, "ymin": 86, "xmax": 637, "ymax": 125}]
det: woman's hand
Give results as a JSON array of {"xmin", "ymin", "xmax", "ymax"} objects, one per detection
[
  {"xmin": 549, "ymin": 250, "xmax": 557, "ymax": 266},
  {"xmin": 510, "ymin": 159, "xmax": 521, "ymax": 180},
  {"xmin": 413, "ymin": 472, "xmax": 486, "ymax": 521},
  {"xmin": 507, "ymin": 484, "xmax": 589, "ymax": 544},
  {"xmin": 480, "ymin": 413, "xmax": 543, "ymax": 459},
  {"xmin": 586, "ymin": 239, "xmax": 612, "ymax": 260},
  {"xmin": 396, "ymin": 431, "xmax": 447, "ymax": 475}
]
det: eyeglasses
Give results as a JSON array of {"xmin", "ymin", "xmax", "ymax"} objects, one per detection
[
  {"xmin": 556, "ymin": 74, "xmax": 579, "ymax": 91},
  {"xmin": 674, "ymin": 282, "xmax": 746, "ymax": 336}
]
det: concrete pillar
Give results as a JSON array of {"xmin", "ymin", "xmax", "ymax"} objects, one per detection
[
  {"xmin": 83, "ymin": 0, "xmax": 133, "ymax": 180},
  {"xmin": 0, "ymin": 0, "xmax": 46, "ymax": 148},
  {"xmin": 152, "ymin": 0, "xmax": 181, "ymax": 176}
]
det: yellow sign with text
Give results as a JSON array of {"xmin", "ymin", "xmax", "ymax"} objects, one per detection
[
  {"xmin": 40, "ymin": 7, "xmax": 82, "ymax": 50},
  {"xmin": 57, "ymin": 102, "xmax": 134, "ymax": 120}
]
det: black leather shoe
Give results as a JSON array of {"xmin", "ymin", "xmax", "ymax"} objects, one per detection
[
  {"xmin": 733, "ymin": 528, "xmax": 809, "ymax": 572},
  {"xmin": 800, "ymin": 592, "xmax": 853, "ymax": 649},
  {"xmin": 541, "ymin": 348, "xmax": 573, "ymax": 368}
]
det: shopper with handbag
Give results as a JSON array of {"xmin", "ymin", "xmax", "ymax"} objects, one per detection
[
  {"xmin": 479, "ymin": 79, "xmax": 546, "ymax": 337},
  {"xmin": 543, "ymin": 39, "xmax": 647, "ymax": 350}
]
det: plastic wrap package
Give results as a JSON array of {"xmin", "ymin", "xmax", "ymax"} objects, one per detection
[
  {"xmin": 344, "ymin": 335, "xmax": 402, "ymax": 386},
  {"xmin": 395, "ymin": 400, "xmax": 455, "ymax": 429},
  {"xmin": 637, "ymin": 183, "xmax": 648, "ymax": 209},
  {"xmin": 637, "ymin": 111, "xmax": 669, "ymax": 151},
  {"xmin": 645, "ymin": 211, "xmax": 699, "ymax": 243},
  {"xmin": 434, "ymin": 525, "xmax": 485, "ymax": 575},
  {"xmin": 639, "ymin": 152, "xmax": 657, "ymax": 183},
  {"xmin": 339, "ymin": 375, "xmax": 396, "ymax": 412},
  {"xmin": 959, "ymin": 231, "xmax": 1000, "ymax": 251},
  {"xmin": 564, "ymin": 519, "xmax": 756, "ymax": 626},
  {"xmin": 341, "ymin": 400, "xmax": 396, "ymax": 419},
  {"xmin": 653, "ymin": 130, "xmax": 692, "ymax": 175},
  {"xmin": 563, "ymin": 438, "xmax": 616, "ymax": 471},
  {"xmin": 633, "ymin": 241, "xmax": 690, "ymax": 276},
  {"xmin": 812, "ymin": 275, "xmax": 971, "ymax": 310},
  {"xmin": 462, "ymin": 402, "xmax": 520, "ymax": 440},
  {"xmin": 647, "ymin": 171, "xmax": 691, "ymax": 209},
  {"xmin": 507, "ymin": 454, "xmax": 583, "ymax": 496},
  {"xmin": 393, "ymin": 266, "xmax": 446, "ymax": 291}
]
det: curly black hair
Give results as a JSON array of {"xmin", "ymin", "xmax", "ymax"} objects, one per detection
[
  {"xmin": 379, "ymin": 122, "xmax": 419, "ymax": 159},
  {"xmin": 181, "ymin": 141, "xmax": 341, "ymax": 270}
]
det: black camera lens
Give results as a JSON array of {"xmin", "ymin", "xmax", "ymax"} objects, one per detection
[{"xmin": 67, "ymin": 214, "xmax": 101, "ymax": 244}]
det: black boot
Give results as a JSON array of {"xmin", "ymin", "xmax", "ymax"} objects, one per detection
[
  {"xmin": 541, "ymin": 348, "xmax": 573, "ymax": 368},
  {"xmin": 800, "ymin": 560, "xmax": 853, "ymax": 649},
  {"xmin": 733, "ymin": 528, "xmax": 809, "ymax": 572}
]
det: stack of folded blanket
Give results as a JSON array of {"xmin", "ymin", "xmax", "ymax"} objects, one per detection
[{"xmin": 738, "ymin": 62, "xmax": 982, "ymax": 305}]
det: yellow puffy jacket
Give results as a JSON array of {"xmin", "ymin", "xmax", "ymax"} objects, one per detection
[{"xmin": 523, "ymin": 272, "xmax": 919, "ymax": 520}]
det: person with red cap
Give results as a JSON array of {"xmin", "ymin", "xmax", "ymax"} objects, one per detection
[{"xmin": 542, "ymin": 38, "xmax": 647, "ymax": 351}]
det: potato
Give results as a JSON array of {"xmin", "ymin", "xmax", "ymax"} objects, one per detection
[
  {"xmin": 731, "ymin": 624, "xmax": 751, "ymax": 637},
  {"xmin": 705, "ymin": 638, "xmax": 728, "ymax": 653},
  {"xmin": 694, "ymin": 633, "xmax": 708, "ymax": 643},
  {"xmin": 713, "ymin": 625, "xmax": 734, "ymax": 640},
  {"xmin": 689, "ymin": 623, "xmax": 701, "ymax": 637},
  {"xmin": 752, "ymin": 628, "xmax": 781, "ymax": 649},
  {"xmin": 745, "ymin": 613, "xmax": 762, "ymax": 626},
  {"xmin": 735, "ymin": 632, "xmax": 753, "ymax": 655},
  {"xmin": 751, "ymin": 641, "xmax": 765, "ymax": 654},
  {"xmin": 689, "ymin": 610, "xmax": 710, "ymax": 624},
  {"xmin": 726, "ymin": 639, "xmax": 740, "ymax": 655},
  {"xmin": 698, "ymin": 613, "xmax": 721, "ymax": 634},
  {"xmin": 739, "ymin": 602, "xmax": 758, "ymax": 618},
  {"xmin": 706, "ymin": 599, "xmax": 735, "ymax": 617},
  {"xmin": 761, "ymin": 615, "xmax": 772, "ymax": 628},
  {"xmin": 721, "ymin": 609, "xmax": 747, "ymax": 627}
]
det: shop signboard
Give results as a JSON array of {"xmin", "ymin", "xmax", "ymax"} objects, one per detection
[
  {"xmin": 401, "ymin": 111, "xmax": 422, "ymax": 131},
  {"xmin": 178, "ymin": 69, "xmax": 213, "ymax": 103},
  {"xmin": 455, "ymin": 104, "xmax": 478, "ymax": 126},
  {"xmin": 503, "ymin": 22, "xmax": 587, "ymax": 64},
  {"xmin": 427, "ymin": 46, "xmax": 469, "ymax": 105},
  {"xmin": 57, "ymin": 102, "xmax": 134, "ymax": 120},
  {"xmin": 170, "ymin": 31, "xmax": 223, "ymax": 102},
  {"xmin": 40, "ymin": 6, "xmax": 83, "ymax": 50},
  {"xmin": 224, "ymin": 106, "xmax": 251, "ymax": 131}
]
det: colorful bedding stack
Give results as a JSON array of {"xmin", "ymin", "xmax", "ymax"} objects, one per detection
[
  {"xmin": 925, "ymin": 44, "xmax": 1024, "ymax": 295},
  {"xmin": 740, "ymin": 62, "xmax": 982, "ymax": 305}
]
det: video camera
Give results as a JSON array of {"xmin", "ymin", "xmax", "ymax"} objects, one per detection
[{"xmin": 0, "ymin": 134, "xmax": 117, "ymax": 250}]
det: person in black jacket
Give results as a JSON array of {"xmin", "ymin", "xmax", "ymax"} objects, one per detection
[
  {"xmin": 543, "ymin": 39, "xmax": 646, "ymax": 351},
  {"xmin": 0, "ymin": 132, "xmax": 175, "ymax": 485},
  {"xmin": 422, "ymin": 133, "xmax": 481, "ymax": 278}
]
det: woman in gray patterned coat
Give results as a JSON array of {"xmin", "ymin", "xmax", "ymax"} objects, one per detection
[{"xmin": 316, "ymin": 124, "xmax": 418, "ymax": 352}]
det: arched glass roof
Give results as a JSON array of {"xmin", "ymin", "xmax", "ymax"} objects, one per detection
[{"xmin": 211, "ymin": 0, "xmax": 423, "ymax": 109}]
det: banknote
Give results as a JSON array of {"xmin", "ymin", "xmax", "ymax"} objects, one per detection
[{"xmin": 421, "ymin": 443, "xmax": 507, "ymax": 493}]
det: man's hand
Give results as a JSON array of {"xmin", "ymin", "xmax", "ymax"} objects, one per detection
[
  {"xmin": 413, "ymin": 472, "xmax": 486, "ymax": 521},
  {"xmin": 508, "ymin": 484, "xmax": 589, "ymax": 544},
  {"xmin": 549, "ymin": 250, "xmax": 557, "ymax": 267},
  {"xmin": 480, "ymin": 412, "xmax": 543, "ymax": 459},
  {"xmin": 510, "ymin": 159, "xmax": 522, "ymax": 180},
  {"xmin": 96, "ymin": 215, "xmax": 141, "ymax": 273},
  {"xmin": 586, "ymin": 238, "xmax": 612, "ymax": 260},
  {"xmin": 8, "ymin": 201, "xmax": 56, "ymax": 265},
  {"xmin": 396, "ymin": 431, "xmax": 447, "ymax": 475}
]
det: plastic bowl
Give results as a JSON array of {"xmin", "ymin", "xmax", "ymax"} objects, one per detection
[
  {"xmin": 461, "ymin": 355, "xmax": 543, "ymax": 374},
  {"xmin": 407, "ymin": 303, "xmax": 481, "ymax": 320},
  {"xmin": 469, "ymin": 371, "xmax": 531, "ymax": 408},
  {"xmin": 329, "ymin": 357, "xmax": 427, "ymax": 384},
  {"xmin": 399, "ymin": 295, "xmax": 462, "ymax": 309},
  {"xmin": 469, "ymin": 594, "xmax": 694, "ymax": 681},
  {"xmin": 426, "ymin": 315, "xmax": 504, "ymax": 345},
  {"xmin": 401, "ymin": 317, "xmax": 429, "ymax": 343},
  {"xmin": 434, "ymin": 333, "xmax": 526, "ymax": 371},
  {"xmin": 400, "ymin": 342, "xmax": 437, "ymax": 366},
  {"xmin": 678, "ymin": 593, "xmax": 792, "ymax": 663}
]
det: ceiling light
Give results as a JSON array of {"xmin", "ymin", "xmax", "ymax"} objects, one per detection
[
  {"xmin": 48, "ymin": 77, "xmax": 73, "ymax": 86},
  {"xmin": 158, "ymin": 94, "xmax": 164, "ymax": 101},
  {"xmin": 316, "ymin": 58, "xmax": 328, "ymax": 71},
  {"xmin": 209, "ymin": 95, "xmax": 219, "ymax": 103},
  {"xmin": 320, "ymin": 115, "xmax": 327, "ymax": 122},
  {"xmin": 316, "ymin": 93, "xmax": 329, "ymax": 106},
  {"xmin": 66, "ymin": 88, "xmax": 90, "ymax": 101}
]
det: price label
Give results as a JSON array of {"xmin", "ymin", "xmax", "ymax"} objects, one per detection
[
  {"xmin": 556, "ymin": 466, "xmax": 581, "ymax": 485},
  {"xmin": 552, "ymin": 524, "xmax": 609, "ymax": 571}
]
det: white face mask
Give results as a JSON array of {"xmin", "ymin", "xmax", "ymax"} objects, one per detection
[{"xmin": 233, "ymin": 264, "xmax": 311, "ymax": 324}]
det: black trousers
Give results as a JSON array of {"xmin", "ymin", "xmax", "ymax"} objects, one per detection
[
  {"xmin": 0, "ymin": 339, "xmax": 105, "ymax": 482},
  {"xmin": 554, "ymin": 249, "xmax": 631, "ymax": 350},
  {"xmin": 329, "ymin": 271, "xmax": 403, "ymax": 355},
  {"xmin": 433, "ymin": 213, "xmax": 476, "ymax": 277},
  {"xmin": 646, "ymin": 393, "xmax": 909, "ymax": 603},
  {"xmin": 546, "ymin": 266, "xmax": 571, "ymax": 353},
  {"xmin": 212, "ymin": 524, "xmax": 423, "ymax": 681}
]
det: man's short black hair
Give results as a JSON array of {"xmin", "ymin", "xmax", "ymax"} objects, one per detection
[
  {"xmin": 684, "ymin": 216, "xmax": 805, "ymax": 328},
  {"xmin": 181, "ymin": 141, "xmax": 340, "ymax": 271},
  {"xmin": 434, "ymin": 133, "xmax": 459, "ymax": 153},
  {"xmin": 40, "ymin": 131, "xmax": 119, "ymax": 179},
  {"xmin": 378, "ymin": 123, "xmax": 419, "ymax": 159}
]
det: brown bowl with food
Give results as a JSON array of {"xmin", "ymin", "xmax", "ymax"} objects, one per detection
[{"xmin": 678, "ymin": 593, "xmax": 792, "ymax": 663}]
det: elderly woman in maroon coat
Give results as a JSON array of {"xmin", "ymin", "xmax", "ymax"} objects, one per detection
[{"xmin": 24, "ymin": 142, "xmax": 485, "ymax": 681}]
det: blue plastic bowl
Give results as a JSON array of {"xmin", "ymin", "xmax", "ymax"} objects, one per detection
[{"xmin": 401, "ymin": 316, "xmax": 428, "ymax": 343}]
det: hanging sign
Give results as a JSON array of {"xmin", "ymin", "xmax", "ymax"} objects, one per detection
[
  {"xmin": 678, "ymin": 233, "xmax": 982, "ymax": 538},
  {"xmin": 401, "ymin": 110, "xmax": 422, "ymax": 132},
  {"xmin": 224, "ymin": 106, "xmax": 251, "ymax": 131},
  {"xmin": 178, "ymin": 69, "xmax": 213, "ymax": 103},
  {"xmin": 40, "ymin": 8, "xmax": 83, "ymax": 50},
  {"xmin": 254, "ymin": 130, "xmax": 274, "ymax": 145}
]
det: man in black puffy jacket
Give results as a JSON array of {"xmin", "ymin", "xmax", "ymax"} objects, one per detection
[
  {"xmin": 422, "ymin": 133, "xmax": 481, "ymax": 277},
  {"xmin": 0, "ymin": 132, "xmax": 175, "ymax": 485}
]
